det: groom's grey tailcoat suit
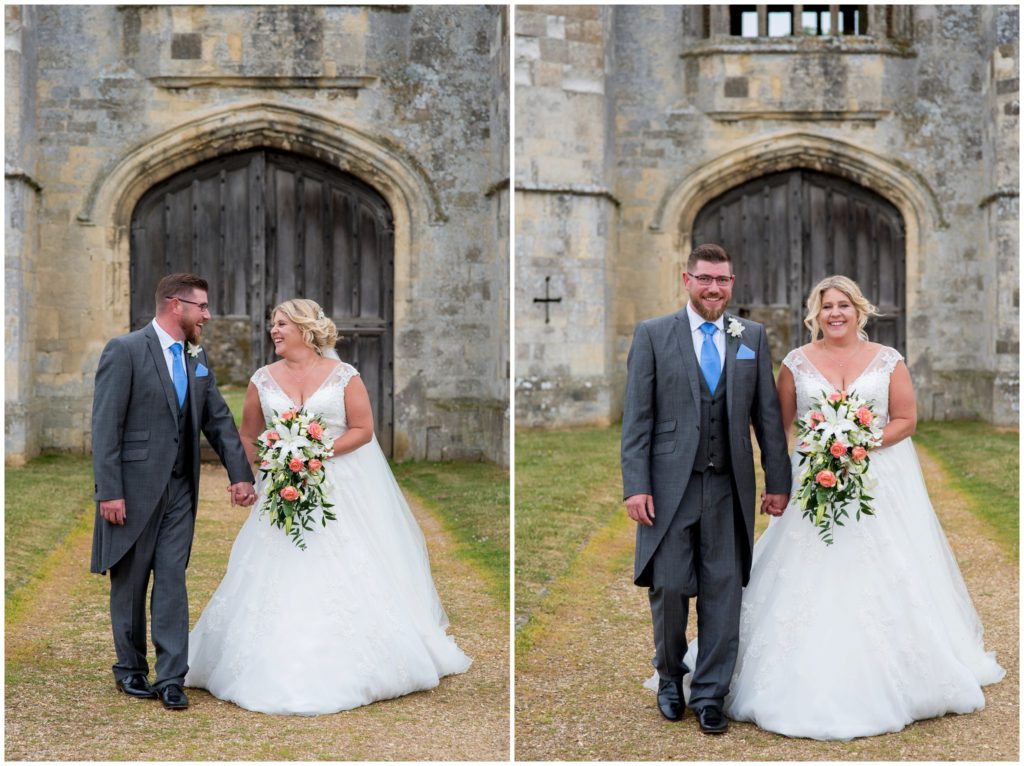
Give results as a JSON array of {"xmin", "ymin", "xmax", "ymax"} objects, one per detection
[
  {"xmin": 621, "ymin": 309, "xmax": 790, "ymax": 709},
  {"xmin": 90, "ymin": 322, "xmax": 253, "ymax": 688}
]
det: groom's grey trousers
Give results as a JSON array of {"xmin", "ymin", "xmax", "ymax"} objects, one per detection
[
  {"xmin": 649, "ymin": 468, "xmax": 743, "ymax": 711},
  {"xmin": 109, "ymin": 473, "xmax": 194, "ymax": 689}
]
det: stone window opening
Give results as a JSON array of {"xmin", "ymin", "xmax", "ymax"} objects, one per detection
[{"xmin": 727, "ymin": 5, "xmax": 868, "ymax": 38}]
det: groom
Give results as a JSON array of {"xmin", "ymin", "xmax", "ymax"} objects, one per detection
[
  {"xmin": 91, "ymin": 273, "xmax": 256, "ymax": 710},
  {"xmin": 621, "ymin": 244, "xmax": 791, "ymax": 733}
]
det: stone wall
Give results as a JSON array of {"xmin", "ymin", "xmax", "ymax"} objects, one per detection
[
  {"xmin": 515, "ymin": 4, "xmax": 1020, "ymax": 427},
  {"xmin": 5, "ymin": 5, "xmax": 509, "ymax": 464},
  {"xmin": 515, "ymin": 6, "xmax": 618, "ymax": 426}
]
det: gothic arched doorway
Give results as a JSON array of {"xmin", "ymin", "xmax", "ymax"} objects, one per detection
[
  {"xmin": 692, "ymin": 169, "xmax": 906, "ymax": 358},
  {"xmin": 130, "ymin": 149, "xmax": 395, "ymax": 455}
]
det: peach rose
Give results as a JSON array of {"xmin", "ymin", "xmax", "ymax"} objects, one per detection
[
  {"xmin": 852, "ymin": 446, "xmax": 868, "ymax": 461},
  {"xmin": 809, "ymin": 411, "xmax": 825, "ymax": 427},
  {"xmin": 308, "ymin": 458, "xmax": 322, "ymax": 472},
  {"xmin": 827, "ymin": 391, "xmax": 843, "ymax": 403},
  {"xmin": 266, "ymin": 430, "xmax": 280, "ymax": 443},
  {"xmin": 260, "ymin": 460, "xmax": 270, "ymax": 469},
  {"xmin": 815, "ymin": 470, "xmax": 837, "ymax": 488},
  {"xmin": 856, "ymin": 406, "xmax": 874, "ymax": 426},
  {"xmin": 288, "ymin": 456, "xmax": 304, "ymax": 472},
  {"xmin": 279, "ymin": 485, "xmax": 299, "ymax": 502},
  {"xmin": 280, "ymin": 409, "xmax": 297, "ymax": 422},
  {"xmin": 307, "ymin": 421, "xmax": 324, "ymax": 440},
  {"xmin": 829, "ymin": 442, "xmax": 848, "ymax": 458}
]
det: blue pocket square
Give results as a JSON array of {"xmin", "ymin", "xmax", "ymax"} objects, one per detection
[
  {"xmin": 196, "ymin": 364, "xmax": 209, "ymax": 377},
  {"xmin": 737, "ymin": 344, "xmax": 756, "ymax": 360}
]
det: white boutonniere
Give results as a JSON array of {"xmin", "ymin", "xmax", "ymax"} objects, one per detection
[
  {"xmin": 726, "ymin": 317, "xmax": 744, "ymax": 338},
  {"xmin": 187, "ymin": 342, "xmax": 202, "ymax": 359}
]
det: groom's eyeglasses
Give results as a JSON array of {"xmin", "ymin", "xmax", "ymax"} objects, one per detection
[
  {"xmin": 687, "ymin": 273, "xmax": 735, "ymax": 287},
  {"xmin": 170, "ymin": 296, "xmax": 211, "ymax": 312}
]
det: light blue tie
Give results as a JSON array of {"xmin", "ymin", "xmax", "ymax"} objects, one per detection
[
  {"xmin": 170, "ymin": 342, "xmax": 188, "ymax": 409},
  {"xmin": 699, "ymin": 322, "xmax": 721, "ymax": 392}
]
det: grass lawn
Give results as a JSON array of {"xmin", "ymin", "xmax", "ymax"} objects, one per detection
[
  {"xmin": 391, "ymin": 459, "xmax": 510, "ymax": 603},
  {"xmin": 913, "ymin": 420, "xmax": 1018, "ymax": 559},
  {"xmin": 4, "ymin": 454, "xmax": 95, "ymax": 621},
  {"xmin": 514, "ymin": 426, "xmax": 624, "ymax": 630}
]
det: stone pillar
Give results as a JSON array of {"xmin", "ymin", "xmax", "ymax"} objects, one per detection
[
  {"xmin": 515, "ymin": 5, "xmax": 618, "ymax": 426},
  {"xmin": 5, "ymin": 5, "xmax": 40, "ymax": 465},
  {"xmin": 984, "ymin": 5, "xmax": 1019, "ymax": 425}
]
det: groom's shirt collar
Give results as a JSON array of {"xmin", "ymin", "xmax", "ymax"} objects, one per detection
[
  {"xmin": 151, "ymin": 319, "xmax": 186, "ymax": 381},
  {"xmin": 685, "ymin": 303, "xmax": 726, "ymax": 367}
]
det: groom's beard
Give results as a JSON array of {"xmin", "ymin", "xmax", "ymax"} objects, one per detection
[
  {"xmin": 691, "ymin": 294, "xmax": 729, "ymax": 322},
  {"xmin": 182, "ymin": 320, "xmax": 202, "ymax": 346}
]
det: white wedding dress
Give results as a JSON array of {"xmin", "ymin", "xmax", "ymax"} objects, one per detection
[
  {"xmin": 185, "ymin": 362, "xmax": 471, "ymax": 715},
  {"xmin": 674, "ymin": 345, "xmax": 1004, "ymax": 740}
]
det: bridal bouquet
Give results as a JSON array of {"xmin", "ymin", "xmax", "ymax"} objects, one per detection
[
  {"xmin": 795, "ymin": 390, "xmax": 883, "ymax": 546},
  {"xmin": 255, "ymin": 408, "xmax": 336, "ymax": 550}
]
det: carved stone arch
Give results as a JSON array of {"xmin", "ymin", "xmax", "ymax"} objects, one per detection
[
  {"xmin": 82, "ymin": 102, "xmax": 441, "ymax": 456},
  {"xmin": 651, "ymin": 132, "xmax": 943, "ymax": 361},
  {"xmin": 84, "ymin": 101, "xmax": 443, "ymax": 336}
]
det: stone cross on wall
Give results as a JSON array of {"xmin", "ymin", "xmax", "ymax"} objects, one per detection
[{"xmin": 533, "ymin": 276, "xmax": 562, "ymax": 324}]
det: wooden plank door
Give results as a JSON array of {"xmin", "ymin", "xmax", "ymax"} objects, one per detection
[{"xmin": 130, "ymin": 149, "xmax": 395, "ymax": 455}]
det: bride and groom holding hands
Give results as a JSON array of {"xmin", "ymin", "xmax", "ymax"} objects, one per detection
[
  {"xmin": 89, "ymin": 257, "xmax": 1002, "ymax": 742},
  {"xmin": 622, "ymin": 243, "xmax": 1004, "ymax": 740},
  {"xmin": 91, "ymin": 273, "xmax": 469, "ymax": 715}
]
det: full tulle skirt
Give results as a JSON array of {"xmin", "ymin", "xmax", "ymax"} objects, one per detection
[
  {"xmin": 185, "ymin": 438, "xmax": 471, "ymax": 715},
  {"xmin": 671, "ymin": 439, "xmax": 1003, "ymax": 740}
]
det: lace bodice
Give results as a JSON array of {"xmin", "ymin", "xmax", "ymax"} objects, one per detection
[
  {"xmin": 782, "ymin": 345, "xmax": 903, "ymax": 424},
  {"xmin": 250, "ymin": 362, "xmax": 360, "ymax": 435}
]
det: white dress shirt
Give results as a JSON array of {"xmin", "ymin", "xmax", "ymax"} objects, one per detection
[
  {"xmin": 686, "ymin": 302, "xmax": 725, "ymax": 368},
  {"xmin": 151, "ymin": 318, "xmax": 189, "ymax": 391}
]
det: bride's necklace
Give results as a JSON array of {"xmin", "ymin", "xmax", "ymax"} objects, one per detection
[
  {"xmin": 283, "ymin": 358, "xmax": 320, "ymax": 385},
  {"xmin": 821, "ymin": 342, "xmax": 862, "ymax": 367}
]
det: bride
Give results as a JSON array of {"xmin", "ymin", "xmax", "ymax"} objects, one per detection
[
  {"xmin": 680, "ymin": 275, "xmax": 1004, "ymax": 740},
  {"xmin": 185, "ymin": 298, "xmax": 470, "ymax": 715}
]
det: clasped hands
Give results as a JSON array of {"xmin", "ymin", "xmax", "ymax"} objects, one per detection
[
  {"xmin": 229, "ymin": 482, "xmax": 257, "ymax": 507},
  {"xmin": 760, "ymin": 491, "xmax": 789, "ymax": 517}
]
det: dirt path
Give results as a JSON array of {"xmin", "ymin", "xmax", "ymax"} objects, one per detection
[
  {"xmin": 515, "ymin": 446, "xmax": 1018, "ymax": 761},
  {"xmin": 5, "ymin": 465, "xmax": 509, "ymax": 761}
]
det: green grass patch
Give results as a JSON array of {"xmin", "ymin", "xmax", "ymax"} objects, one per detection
[
  {"xmin": 913, "ymin": 420, "xmax": 1018, "ymax": 559},
  {"xmin": 391, "ymin": 459, "xmax": 510, "ymax": 604},
  {"xmin": 219, "ymin": 385, "xmax": 245, "ymax": 427},
  {"xmin": 5, "ymin": 453, "xmax": 95, "ymax": 619},
  {"xmin": 514, "ymin": 426, "xmax": 625, "ymax": 631}
]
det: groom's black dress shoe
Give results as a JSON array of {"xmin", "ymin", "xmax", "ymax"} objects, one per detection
[
  {"xmin": 115, "ymin": 674, "xmax": 157, "ymax": 699},
  {"xmin": 158, "ymin": 684, "xmax": 189, "ymax": 710},
  {"xmin": 695, "ymin": 706, "xmax": 728, "ymax": 734},
  {"xmin": 656, "ymin": 678, "xmax": 685, "ymax": 721}
]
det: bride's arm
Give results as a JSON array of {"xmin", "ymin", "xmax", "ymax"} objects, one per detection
[
  {"xmin": 238, "ymin": 382, "xmax": 264, "ymax": 465},
  {"xmin": 880, "ymin": 361, "xmax": 917, "ymax": 448},
  {"xmin": 776, "ymin": 364, "xmax": 797, "ymax": 447},
  {"xmin": 331, "ymin": 377, "xmax": 375, "ymax": 456}
]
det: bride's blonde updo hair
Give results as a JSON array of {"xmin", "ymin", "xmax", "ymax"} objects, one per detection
[
  {"xmin": 272, "ymin": 298, "xmax": 338, "ymax": 355},
  {"xmin": 804, "ymin": 275, "xmax": 880, "ymax": 342}
]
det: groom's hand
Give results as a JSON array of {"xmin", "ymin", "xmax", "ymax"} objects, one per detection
[
  {"xmin": 99, "ymin": 498, "xmax": 127, "ymax": 526},
  {"xmin": 763, "ymin": 493, "xmax": 789, "ymax": 517},
  {"xmin": 229, "ymin": 482, "xmax": 257, "ymax": 507},
  {"xmin": 625, "ymin": 494, "xmax": 655, "ymax": 526}
]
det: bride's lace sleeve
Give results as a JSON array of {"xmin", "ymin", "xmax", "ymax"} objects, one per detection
[
  {"xmin": 877, "ymin": 347, "xmax": 905, "ymax": 377},
  {"xmin": 337, "ymin": 362, "xmax": 360, "ymax": 389},
  {"xmin": 781, "ymin": 348, "xmax": 807, "ymax": 378}
]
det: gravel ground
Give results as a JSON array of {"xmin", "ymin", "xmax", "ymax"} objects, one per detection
[
  {"xmin": 515, "ymin": 445, "xmax": 1018, "ymax": 761},
  {"xmin": 5, "ymin": 464, "xmax": 510, "ymax": 761}
]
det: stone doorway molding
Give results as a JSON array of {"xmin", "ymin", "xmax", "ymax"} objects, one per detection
[
  {"xmin": 80, "ymin": 100, "xmax": 444, "ymax": 335},
  {"xmin": 649, "ymin": 131, "xmax": 946, "ymax": 322}
]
